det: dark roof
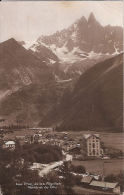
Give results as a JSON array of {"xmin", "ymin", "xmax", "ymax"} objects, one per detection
[
  {"xmin": 90, "ymin": 180, "xmax": 118, "ymax": 189},
  {"xmin": 84, "ymin": 134, "xmax": 100, "ymax": 140}
]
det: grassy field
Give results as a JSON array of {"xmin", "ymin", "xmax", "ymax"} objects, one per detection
[
  {"xmin": 72, "ymin": 158, "xmax": 124, "ymax": 176},
  {"xmin": 100, "ymin": 132, "xmax": 124, "ymax": 150}
]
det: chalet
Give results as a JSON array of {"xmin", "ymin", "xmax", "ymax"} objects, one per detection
[
  {"xmin": 24, "ymin": 134, "xmax": 40, "ymax": 144},
  {"xmin": 25, "ymin": 135, "xmax": 32, "ymax": 144},
  {"xmin": 90, "ymin": 180, "xmax": 120, "ymax": 194},
  {"xmin": 33, "ymin": 134, "xmax": 39, "ymax": 143},
  {"xmin": 81, "ymin": 176, "xmax": 93, "ymax": 187},
  {"xmin": 4, "ymin": 141, "xmax": 16, "ymax": 150},
  {"xmin": 84, "ymin": 134, "xmax": 103, "ymax": 157}
]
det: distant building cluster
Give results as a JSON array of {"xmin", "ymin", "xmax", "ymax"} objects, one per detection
[{"xmin": 0, "ymin": 127, "xmax": 105, "ymax": 158}]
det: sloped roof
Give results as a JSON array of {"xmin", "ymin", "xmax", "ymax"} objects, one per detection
[
  {"xmin": 5, "ymin": 141, "xmax": 15, "ymax": 145},
  {"xmin": 81, "ymin": 176, "xmax": 93, "ymax": 184},
  {"xmin": 84, "ymin": 134, "xmax": 91, "ymax": 139},
  {"xmin": 90, "ymin": 180, "xmax": 118, "ymax": 189},
  {"xmin": 84, "ymin": 134, "xmax": 100, "ymax": 139}
]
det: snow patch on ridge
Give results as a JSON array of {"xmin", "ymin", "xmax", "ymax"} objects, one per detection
[
  {"xmin": 23, "ymin": 40, "xmax": 36, "ymax": 50},
  {"xmin": 49, "ymin": 59, "xmax": 56, "ymax": 64},
  {"xmin": 50, "ymin": 44, "xmax": 87, "ymax": 63}
]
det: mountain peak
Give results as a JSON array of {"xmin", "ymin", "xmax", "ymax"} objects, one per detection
[
  {"xmin": 88, "ymin": 12, "xmax": 96, "ymax": 23},
  {"xmin": 1, "ymin": 38, "xmax": 20, "ymax": 49},
  {"xmin": 4, "ymin": 38, "xmax": 17, "ymax": 44},
  {"xmin": 79, "ymin": 16, "xmax": 87, "ymax": 22},
  {"xmin": 8, "ymin": 37, "xmax": 16, "ymax": 42},
  {"xmin": 74, "ymin": 16, "xmax": 87, "ymax": 27}
]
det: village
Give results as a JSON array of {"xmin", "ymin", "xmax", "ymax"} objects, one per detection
[{"xmin": 0, "ymin": 127, "xmax": 123, "ymax": 195}]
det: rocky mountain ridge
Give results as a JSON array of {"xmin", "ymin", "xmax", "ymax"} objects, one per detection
[{"xmin": 28, "ymin": 13, "xmax": 123, "ymax": 78}]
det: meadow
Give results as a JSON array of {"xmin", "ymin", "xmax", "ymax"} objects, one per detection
[{"xmin": 72, "ymin": 158, "xmax": 124, "ymax": 176}]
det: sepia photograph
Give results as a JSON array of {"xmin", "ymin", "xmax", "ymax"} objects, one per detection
[{"xmin": 0, "ymin": 1, "xmax": 123, "ymax": 195}]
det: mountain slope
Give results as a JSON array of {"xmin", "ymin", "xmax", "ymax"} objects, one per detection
[
  {"xmin": 0, "ymin": 38, "xmax": 54, "ymax": 125},
  {"xmin": 0, "ymin": 38, "xmax": 74, "ymax": 126},
  {"xmin": 40, "ymin": 53, "xmax": 123, "ymax": 132},
  {"xmin": 0, "ymin": 38, "xmax": 53, "ymax": 93}
]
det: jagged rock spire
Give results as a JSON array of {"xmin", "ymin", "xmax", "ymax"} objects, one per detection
[{"xmin": 88, "ymin": 12, "xmax": 96, "ymax": 23}]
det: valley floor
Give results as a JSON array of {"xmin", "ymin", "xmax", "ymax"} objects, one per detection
[
  {"xmin": 72, "ymin": 158, "xmax": 124, "ymax": 176},
  {"xmin": 1, "ymin": 127, "xmax": 124, "ymax": 195}
]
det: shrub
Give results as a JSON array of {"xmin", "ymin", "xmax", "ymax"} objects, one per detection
[{"xmin": 70, "ymin": 165, "xmax": 86, "ymax": 174}]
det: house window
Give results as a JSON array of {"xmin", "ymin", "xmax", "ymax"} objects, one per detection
[
  {"xmin": 93, "ymin": 143, "xmax": 95, "ymax": 148},
  {"xmin": 93, "ymin": 149, "xmax": 95, "ymax": 155}
]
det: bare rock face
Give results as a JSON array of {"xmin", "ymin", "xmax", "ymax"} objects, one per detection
[
  {"xmin": 38, "ymin": 12, "xmax": 123, "ymax": 54},
  {"xmin": 34, "ymin": 13, "xmax": 123, "ymax": 78}
]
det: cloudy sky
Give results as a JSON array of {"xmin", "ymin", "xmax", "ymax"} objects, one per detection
[{"xmin": 0, "ymin": 1, "xmax": 123, "ymax": 42}]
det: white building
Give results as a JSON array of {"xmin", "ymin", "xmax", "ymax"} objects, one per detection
[
  {"xmin": 4, "ymin": 141, "xmax": 16, "ymax": 150},
  {"xmin": 84, "ymin": 134, "xmax": 103, "ymax": 157}
]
